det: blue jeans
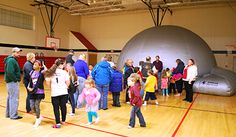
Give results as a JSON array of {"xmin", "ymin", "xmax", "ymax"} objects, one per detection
[
  {"xmin": 6, "ymin": 82, "xmax": 20, "ymax": 119},
  {"xmin": 88, "ymin": 111, "xmax": 98, "ymax": 123},
  {"xmin": 74, "ymin": 77, "xmax": 85, "ymax": 108},
  {"xmin": 96, "ymin": 84, "xmax": 109, "ymax": 109},
  {"xmin": 129, "ymin": 106, "xmax": 146, "ymax": 127},
  {"xmin": 157, "ymin": 72, "xmax": 162, "ymax": 90}
]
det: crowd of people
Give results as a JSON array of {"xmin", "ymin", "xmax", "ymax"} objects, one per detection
[{"xmin": 4, "ymin": 47, "xmax": 198, "ymax": 129}]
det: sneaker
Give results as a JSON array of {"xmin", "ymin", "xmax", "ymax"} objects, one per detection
[
  {"xmin": 143, "ymin": 101, "xmax": 147, "ymax": 106},
  {"xmin": 128, "ymin": 125, "xmax": 133, "ymax": 129},
  {"xmin": 33, "ymin": 118, "xmax": 41, "ymax": 128},
  {"xmin": 86, "ymin": 122, "xmax": 92, "ymax": 125},
  {"xmin": 52, "ymin": 124, "xmax": 61, "ymax": 128},
  {"xmin": 155, "ymin": 101, "xmax": 159, "ymax": 105},
  {"xmin": 140, "ymin": 125, "xmax": 146, "ymax": 127},
  {"xmin": 174, "ymin": 93, "xmax": 181, "ymax": 96},
  {"xmin": 95, "ymin": 117, "xmax": 99, "ymax": 124},
  {"xmin": 166, "ymin": 94, "xmax": 169, "ymax": 96},
  {"xmin": 61, "ymin": 121, "xmax": 66, "ymax": 125},
  {"xmin": 68, "ymin": 113, "xmax": 75, "ymax": 116},
  {"xmin": 11, "ymin": 116, "xmax": 23, "ymax": 120}
]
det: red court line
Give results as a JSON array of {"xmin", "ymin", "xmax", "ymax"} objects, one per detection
[
  {"xmin": 171, "ymin": 93, "xmax": 199, "ymax": 137},
  {"xmin": 0, "ymin": 104, "xmax": 128, "ymax": 137}
]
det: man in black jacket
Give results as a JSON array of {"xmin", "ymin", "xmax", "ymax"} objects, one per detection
[
  {"xmin": 65, "ymin": 49, "xmax": 75, "ymax": 65},
  {"xmin": 23, "ymin": 52, "xmax": 35, "ymax": 113}
]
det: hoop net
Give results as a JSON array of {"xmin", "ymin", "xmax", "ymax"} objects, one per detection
[{"xmin": 225, "ymin": 45, "xmax": 236, "ymax": 54}]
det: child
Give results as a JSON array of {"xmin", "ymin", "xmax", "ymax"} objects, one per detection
[
  {"xmin": 143, "ymin": 70, "xmax": 158, "ymax": 106},
  {"xmin": 89, "ymin": 65, "xmax": 93, "ymax": 76},
  {"xmin": 109, "ymin": 66, "xmax": 123, "ymax": 107},
  {"xmin": 79, "ymin": 78, "xmax": 101, "ymax": 125},
  {"xmin": 127, "ymin": 73, "xmax": 146, "ymax": 129},
  {"xmin": 67, "ymin": 65, "xmax": 78, "ymax": 116},
  {"xmin": 161, "ymin": 70, "xmax": 169, "ymax": 96},
  {"xmin": 44, "ymin": 59, "xmax": 70, "ymax": 128},
  {"xmin": 27, "ymin": 60, "xmax": 46, "ymax": 127},
  {"xmin": 134, "ymin": 67, "xmax": 143, "ymax": 80}
]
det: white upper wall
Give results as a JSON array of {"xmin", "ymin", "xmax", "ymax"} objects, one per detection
[{"xmin": 80, "ymin": 4, "xmax": 236, "ymax": 51}]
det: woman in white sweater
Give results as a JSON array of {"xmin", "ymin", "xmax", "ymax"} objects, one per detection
[{"xmin": 182, "ymin": 59, "xmax": 198, "ymax": 103}]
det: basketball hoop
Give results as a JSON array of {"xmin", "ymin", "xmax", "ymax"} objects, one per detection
[{"xmin": 45, "ymin": 36, "xmax": 60, "ymax": 52}]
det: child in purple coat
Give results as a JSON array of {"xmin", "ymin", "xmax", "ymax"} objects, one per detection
[{"xmin": 79, "ymin": 78, "xmax": 101, "ymax": 125}]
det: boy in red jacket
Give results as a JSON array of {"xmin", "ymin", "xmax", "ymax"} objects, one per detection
[{"xmin": 127, "ymin": 73, "xmax": 146, "ymax": 129}]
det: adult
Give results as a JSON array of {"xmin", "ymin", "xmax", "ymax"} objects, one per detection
[
  {"xmin": 107, "ymin": 55, "xmax": 115, "ymax": 67},
  {"xmin": 123, "ymin": 59, "xmax": 134, "ymax": 103},
  {"xmin": 153, "ymin": 55, "xmax": 163, "ymax": 91},
  {"xmin": 65, "ymin": 49, "xmax": 76, "ymax": 65},
  {"xmin": 182, "ymin": 59, "xmax": 198, "ymax": 103},
  {"xmin": 23, "ymin": 52, "xmax": 36, "ymax": 113},
  {"xmin": 92, "ymin": 56, "xmax": 112, "ymax": 110},
  {"xmin": 172, "ymin": 59, "xmax": 185, "ymax": 96},
  {"xmin": 73, "ymin": 54, "xmax": 89, "ymax": 107},
  {"xmin": 141, "ymin": 56, "xmax": 153, "ymax": 82},
  {"xmin": 4, "ymin": 47, "xmax": 23, "ymax": 120},
  {"xmin": 45, "ymin": 59, "xmax": 70, "ymax": 128}
]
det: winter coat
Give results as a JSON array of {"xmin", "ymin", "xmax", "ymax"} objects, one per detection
[
  {"xmin": 92, "ymin": 61, "xmax": 112, "ymax": 85},
  {"xmin": 4, "ymin": 56, "xmax": 21, "ymax": 83},
  {"xmin": 173, "ymin": 61, "xmax": 185, "ymax": 74},
  {"xmin": 79, "ymin": 88, "xmax": 101, "ymax": 112},
  {"xmin": 109, "ymin": 70, "xmax": 123, "ymax": 92},
  {"xmin": 129, "ymin": 83, "xmax": 143, "ymax": 108},
  {"xmin": 23, "ymin": 60, "xmax": 33, "ymax": 87}
]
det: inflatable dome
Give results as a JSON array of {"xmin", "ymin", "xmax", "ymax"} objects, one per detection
[{"xmin": 117, "ymin": 25, "xmax": 217, "ymax": 76}]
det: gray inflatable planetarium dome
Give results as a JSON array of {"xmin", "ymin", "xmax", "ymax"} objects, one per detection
[{"xmin": 117, "ymin": 25, "xmax": 236, "ymax": 96}]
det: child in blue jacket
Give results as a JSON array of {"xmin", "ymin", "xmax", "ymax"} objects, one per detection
[{"xmin": 109, "ymin": 66, "xmax": 123, "ymax": 107}]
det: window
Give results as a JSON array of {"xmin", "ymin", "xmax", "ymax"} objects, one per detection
[{"xmin": 0, "ymin": 7, "xmax": 33, "ymax": 30}]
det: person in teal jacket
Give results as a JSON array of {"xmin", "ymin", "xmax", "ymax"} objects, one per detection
[{"xmin": 4, "ymin": 47, "xmax": 23, "ymax": 120}]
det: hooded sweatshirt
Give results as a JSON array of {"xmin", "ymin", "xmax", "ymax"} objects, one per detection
[
  {"xmin": 4, "ymin": 56, "xmax": 21, "ymax": 83},
  {"xmin": 92, "ymin": 60, "xmax": 112, "ymax": 85}
]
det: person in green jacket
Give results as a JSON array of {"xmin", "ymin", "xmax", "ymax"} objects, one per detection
[{"xmin": 4, "ymin": 47, "xmax": 23, "ymax": 120}]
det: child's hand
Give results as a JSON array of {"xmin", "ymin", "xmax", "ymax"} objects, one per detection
[{"xmin": 27, "ymin": 88, "xmax": 33, "ymax": 92}]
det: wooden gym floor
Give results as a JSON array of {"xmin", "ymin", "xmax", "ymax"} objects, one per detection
[{"xmin": 0, "ymin": 75, "xmax": 236, "ymax": 137}]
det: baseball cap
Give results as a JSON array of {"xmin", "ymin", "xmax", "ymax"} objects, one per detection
[{"xmin": 12, "ymin": 47, "xmax": 22, "ymax": 52}]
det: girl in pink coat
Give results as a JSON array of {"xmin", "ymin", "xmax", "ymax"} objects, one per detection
[
  {"xmin": 161, "ymin": 70, "xmax": 169, "ymax": 96},
  {"xmin": 79, "ymin": 78, "xmax": 101, "ymax": 125}
]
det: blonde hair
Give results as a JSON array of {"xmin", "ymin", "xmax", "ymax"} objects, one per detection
[
  {"xmin": 79, "ymin": 54, "xmax": 86, "ymax": 60},
  {"xmin": 84, "ymin": 78, "xmax": 95, "ymax": 88},
  {"xmin": 128, "ymin": 73, "xmax": 142, "ymax": 88},
  {"xmin": 26, "ymin": 53, "xmax": 35, "ymax": 61},
  {"xmin": 68, "ymin": 66, "xmax": 78, "ymax": 82}
]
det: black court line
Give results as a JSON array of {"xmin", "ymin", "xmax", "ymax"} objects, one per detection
[{"xmin": 157, "ymin": 104, "xmax": 187, "ymax": 110}]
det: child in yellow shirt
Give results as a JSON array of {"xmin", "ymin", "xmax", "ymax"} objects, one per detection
[{"xmin": 143, "ymin": 70, "xmax": 158, "ymax": 106}]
